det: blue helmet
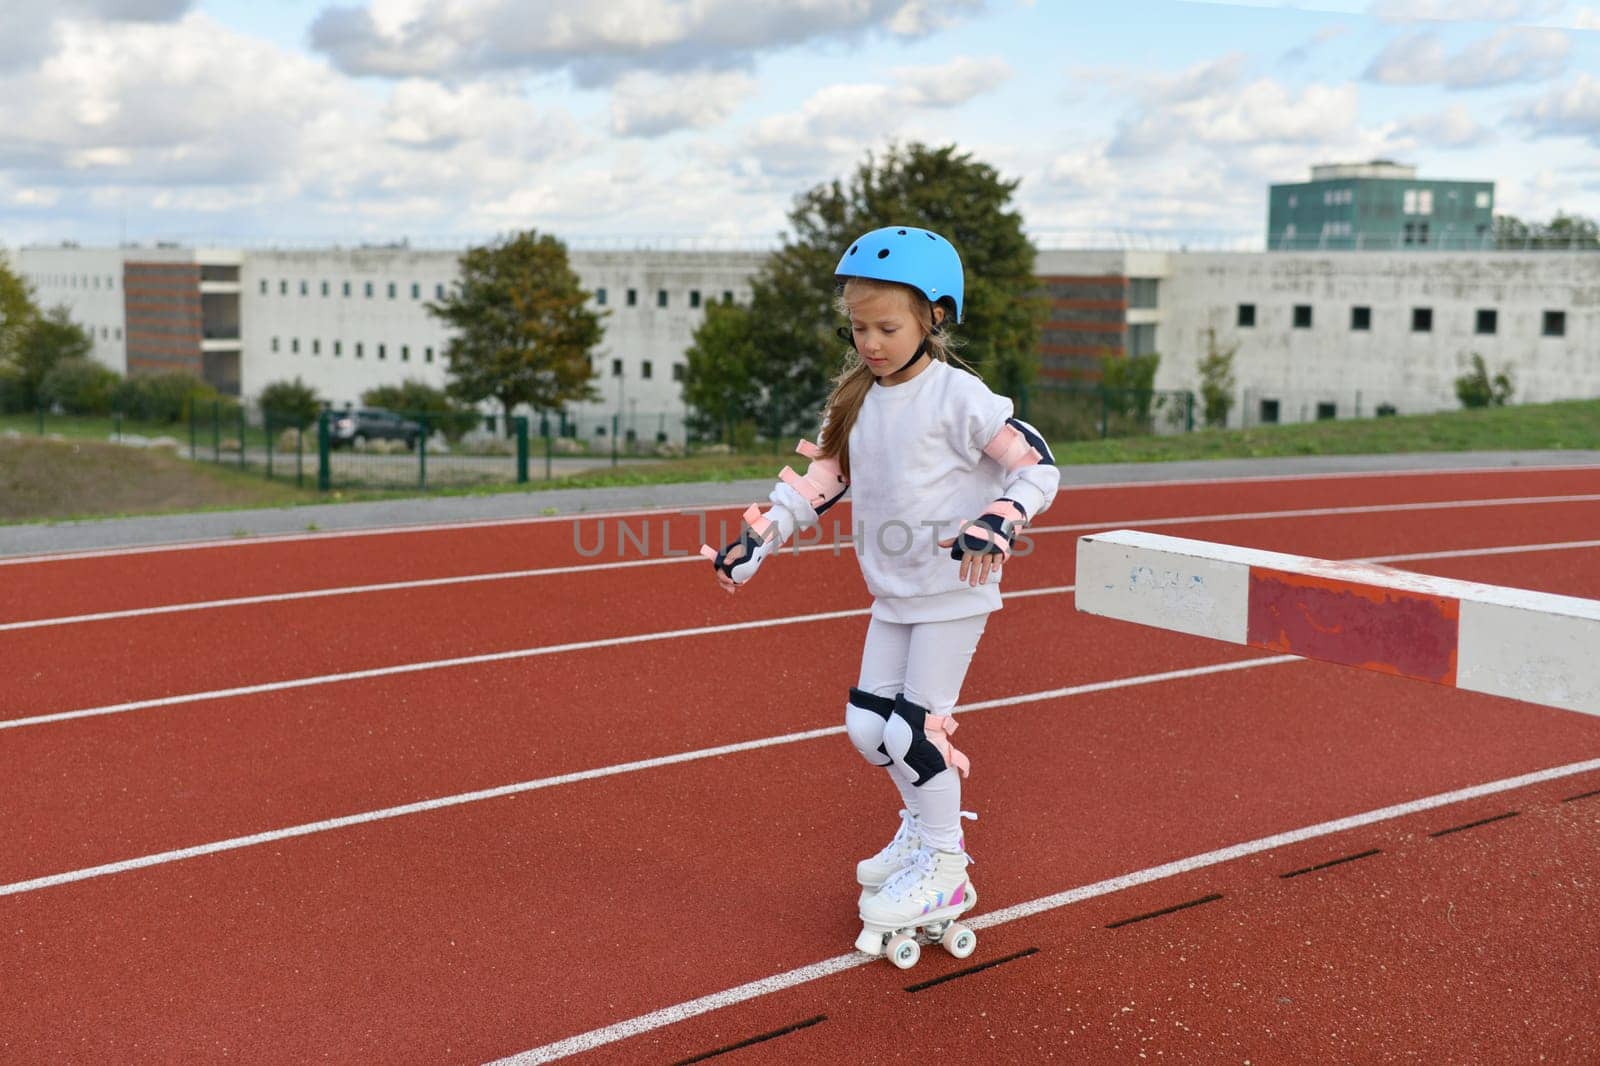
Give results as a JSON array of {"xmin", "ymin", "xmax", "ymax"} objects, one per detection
[{"xmin": 835, "ymin": 226, "xmax": 965, "ymax": 323}]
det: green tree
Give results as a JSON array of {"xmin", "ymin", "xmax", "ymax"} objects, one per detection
[
  {"xmin": 1100, "ymin": 351, "xmax": 1160, "ymax": 423},
  {"xmin": 1455, "ymin": 353, "xmax": 1514, "ymax": 408},
  {"xmin": 1197, "ymin": 329, "xmax": 1237, "ymax": 428},
  {"xmin": 681, "ymin": 300, "xmax": 765, "ymax": 441},
  {"xmin": 686, "ymin": 143, "xmax": 1043, "ymax": 438},
  {"xmin": 1496, "ymin": 211, "xmax": 1599, "ymax": 250},
  {"xmin": 258, "ymin": 377, "xmax": 323, "ymax": 430},
  {"xmin": 11, "ymin": 307, "xmax": 93, "ymax": 410},
  {"xmin": 362, "ymin": 379, "xmax": 480, "ymax": 440},
  {"xmin": 0, "ymin": 259, "xmax": 36, "ymax": 364},
  {"xmin": 427, "ymin": 230, "xmax": 603, "ymax": 431},
  {"xmin": 39, "ymin": 358, "xmax": 121, "ymax": 415}
]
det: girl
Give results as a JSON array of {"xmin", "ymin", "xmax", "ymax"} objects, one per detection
[{"xmin": 705, "ymin": 225, "xmax": 1059, "ymax": 962}]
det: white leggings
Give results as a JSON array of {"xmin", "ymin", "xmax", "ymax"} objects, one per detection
[{"xmin": 846, "ymin": 613, "xmax": 988, "ymax": 853}]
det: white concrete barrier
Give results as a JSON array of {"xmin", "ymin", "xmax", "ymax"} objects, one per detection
[{"xmin": 1075, "ymin": 529, "xmax": 1600, "ymax": 716}]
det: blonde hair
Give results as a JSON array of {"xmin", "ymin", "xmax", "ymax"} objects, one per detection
[{"xmin": 817, "ymin": 277, "xmax": 967, "ymax": 480}]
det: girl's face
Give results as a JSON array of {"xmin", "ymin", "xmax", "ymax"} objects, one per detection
[{"xmin": 847, "ymin": 286, "xmax": 937, "ymax": 386}]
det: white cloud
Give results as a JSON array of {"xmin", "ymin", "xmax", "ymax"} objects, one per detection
[
  {"xmin": 309, "ymin": 0, "xmax": 983, "ymax": 84},
  {"xmin": 738, "ymin": 57, "xmax": 1010, "ymax": 178},
  {"xmin": 1368, "ymin": 0, "xmax": 1564, "ymax": 21},
  {"xmin": 1393, "ymin": 103, "xmax": 1496, "ymax": 146},
  {"xmin": 610, "ymin": 70, "xmax": 758, "ymax": 138},
  {"xmin": 1515, "ymin": 72, "xmax": 1600, "ymax": 144},
  {"xmin": 1366, "ymin": 27, "xmax": 1569, "ymax": 87}
]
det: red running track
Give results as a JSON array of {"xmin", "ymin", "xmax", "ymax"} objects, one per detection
[{"xmin": 2, "ymin": 465, "xmax": 1599, "ymax": 1063}]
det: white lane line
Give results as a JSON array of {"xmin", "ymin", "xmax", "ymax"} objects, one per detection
[
  {"xmin": 0, "ymin": 654, "xmax": 1295, "ymax": 897},
  {"xmin": 8, "ymin": 497, "xmax": 1600, "ymax": 632},
  {"xmin": 0, "ymin": 585, "xmax": 1067, "ymax": 731},
  {"xmin": 10, "ymin": 533, "xmax": 1600, "ymax": 731},
  {"xmin": 489, "ymin": 754, "xmax": 1600, "ymax": 1065},
  {"xmin": 1024, "ymin": 492, "xmax": 1600, "ymax": 536},
  {"xmin": 4, "ymin": 459, "xmax": 1594, "ymax": 567}
]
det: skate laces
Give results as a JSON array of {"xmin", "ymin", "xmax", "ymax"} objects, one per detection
[{"xmin": 881, "ymin": 847, "xmax": 938, "ymax": 900}]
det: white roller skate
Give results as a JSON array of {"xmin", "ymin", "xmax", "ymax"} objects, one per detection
[
  {"xmin": 855, "ymin": 809, "xmax": 922, "ymax": 907},
  {"xmin": 855, "ymin": 846, "xmax": 978, "ymax": 970},
  {"xmin": 855, "ymin": 810, "xmax": 974, "ymax": 905}
]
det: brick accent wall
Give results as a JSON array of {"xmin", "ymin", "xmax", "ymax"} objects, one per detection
[
  {"xmin": 124, "ymin": 262, "xmax": 201, "ymax": 376},
  {"xmin": 1037, "ymin": 274, "xmax": 1127, "ymax": 381}
]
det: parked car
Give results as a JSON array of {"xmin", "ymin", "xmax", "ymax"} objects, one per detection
[{"xmin": 328, "ymin": 408, "xmax": 422, "ymax": 450}]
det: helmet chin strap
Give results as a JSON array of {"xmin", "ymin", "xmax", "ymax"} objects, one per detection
[{"xmin": 888, "ymin": 336, "xmax": 930, "ymax": 376}]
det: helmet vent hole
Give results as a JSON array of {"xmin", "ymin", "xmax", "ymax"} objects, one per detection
[
  {"xmin": 926, "ymin": 233, "xmax": 936, "ymax": 240},
  {"xmin": 877, "ymin": 249, "xmax": 890, "ymax": 259},
  {"xmin": 897, "ymin": 229, "xmax": 907, "ymax": 235},
  {"xmin": 849, "ymin": 245, "xmax": 858, "ymax": 256}
]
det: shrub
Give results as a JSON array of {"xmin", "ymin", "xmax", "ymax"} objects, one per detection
[
  {"xmin": 1455, "ymin": 353, "xmax": 1514, "ymax": 408},
  {"xmin": 39, "ymin": 358, "xmax": 122, "ymax": 415},
  {"xmin": 116, "ymin": 371, "xmax": 225, "ymax": 424},
  {"xmin": 361, "ymin": 379, "xmax": 480, "ymax": 440},
  {"xmin": 259, "ymin": 377, "xmax": 322, "ymax": 430}
]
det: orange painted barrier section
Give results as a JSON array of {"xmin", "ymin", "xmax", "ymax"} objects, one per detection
[{"xmin": 1246, "ymin": 567, "xmax": 1460, "ymax": 686}]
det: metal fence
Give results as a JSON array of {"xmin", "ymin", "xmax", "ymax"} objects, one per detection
[{"xmin": 1017, "ymin": 383, "xmax": 1196, "ymax": 441}]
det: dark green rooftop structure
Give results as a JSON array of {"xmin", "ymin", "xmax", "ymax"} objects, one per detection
[{"xmin": 1268, "ymin": 161, "xmax": 1495, "ymax": 251}]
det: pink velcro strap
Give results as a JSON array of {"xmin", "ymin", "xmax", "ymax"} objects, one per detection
[
  {"xmin": 742, "ymin": 503, "xmax": 774, "ymax": 543},
  {"xmin": 957, "ymin": 521, "xmax": 1011, "ymax": 560},
  {"xmin": 983, "ymin": 424, "xmax": 1042, "ymax": 473},
  {"xmin": 924, "ymin": 714, "xmax": 970, "ymax": 778},
  {"xmin": 778, "ymin": 440, "xmax": 848, "ymax": 512},
  {"xmin": 982, "ymin": 499, "xmax": 1027, "ymax": 529}
]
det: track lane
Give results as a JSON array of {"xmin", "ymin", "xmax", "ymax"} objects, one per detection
[
  {"xmin": 582, "ymin": 778, "xmax": 1600, "ymax": 1065},
  {"xmin": 5, "ymin": 499, "xmax": 1599, "ymax": 719},
  {"xmin": 3, "ymin": 465, "xmax": 1595, "ymax": 622},
  {"xmin": 4, "ymin": 660, "xmax": 1599, "ymax": 1063}
]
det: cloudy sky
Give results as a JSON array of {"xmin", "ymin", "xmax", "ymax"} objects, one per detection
[{"xmin": 2, "ymin": 0, "xmax": 1598, "ymax": 250}]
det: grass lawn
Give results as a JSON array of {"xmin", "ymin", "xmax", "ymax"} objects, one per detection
[{"xmin": 3, "ymin": 398, "xmax": 1596, "ymax": 524}]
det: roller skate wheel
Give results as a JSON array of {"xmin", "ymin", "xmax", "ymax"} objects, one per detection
[
  {"xmin": 941, "ymin": 923, "xmax": 976, "ymax": 959},
  {"xmin": 886, "ymin": 933, "xmax": 921, "ymax": 970}
]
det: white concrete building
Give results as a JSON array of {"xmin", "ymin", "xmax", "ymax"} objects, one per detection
[
  {"xmin": 11, "ymin": 242, "xmax": 1599, "ymax": 437},
  {"xmin": 8, "ymin": 243, "xmax": 763, "ymax": 444},
  {"xmin": 1036, "ymin": 249, "xmax": 1600, "ymax": 426}
]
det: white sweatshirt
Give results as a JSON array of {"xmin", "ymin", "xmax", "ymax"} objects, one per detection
[{"xmin": 766, "ymin": 359, "xmax": 1060, "ymax": 623}]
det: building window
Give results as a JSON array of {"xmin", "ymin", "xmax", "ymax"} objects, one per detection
[
  {"xmin": 1351, "ymin": 306, "xmax": 1372, "ymax": 331},
  {"xmin": 596, "ymin": 287, "xmax": 607, "ymax": 306},
  {"xmin": 1259, "ymin": 398, "xmax": 1280, "ymax": 424},
  {"xmin": 378, "ymin": 343, "xmax": 387, "ymax": 360},
  {"xmin": 271, "ymin": 337, "xmax": 280, "ymax": 352},
  {"xmin": 723, "ymin": 291, "xmax": 734, "ymax": 304},
  {"xmin": 1293, "ymin": 305, "xmax": 1312, "ymax": 329},
  {"xmin": 343, "ymin": 281, "xmax": 352, "ymax": 297},
  {"xmin": 641, "ymin": 360, "xmax": 653, "ymax": 379},
  {"xmin": 1288, "ymin": 194, "xmax": 1297, "ymax": 208},
  {"xmin": 401, "ymin": 345, "xmax": 410, "ymax": 362},
  {"xmin": 1128, "ymin": 323, "xmax": 1156, "ymax": 357},
  {"xmin": 312, "ymin": 339, "xmax": 321, "ymax": 355},
  {"xmin": 673, "ymin": 363, "xmax": 685, "ymax": 382},
  {"xmin": 1317, "ymin": 402, "xmax": 1337, "ymax": 421},
  {"xmin": 435, "ymin": 284, "xmax": 445, "ymax": 299},
  {"xmin": 1403, "ymin": 221, "xmax": 1431, "ymax": 246},
  {"xmin": 334, "ymin": 341, "xmax": 342, "ymax": 357},
  {"xmin": 300, "ymin": 280, "xmax": 308, "ymax": 296},
  {"xmin": 1237, "ymin": 303, "xmax": 1256, "ymax": 328},
  {"xmin": 364, "ymin": 282, "xmax": 374, "ymax": 298},
  {"xmin": 279, "ymin": 280, "xmax": 288, "ymax": 295},
  {"xmin": 612, "ymin": 358, "xmax": 623, "ymax": 377},
  {"xmin": 1476, "ymin": 309, "xmax": 1497, "ymax": 335},
  {"xmin": 1411, "ymin": 308, "xmax": 1432, "ymax": 333},
  {"xmin": 259, "ymin": 280, "xmax": 268, "ymax": 295},
  {"xmin": 291, "ymin": 338, "xmax": 300, "ymax": 353},
  {"xmin": 1476, "ymin": 191, "xmax": 1491, "ymax": 209},
  {"xmin": 425, "ymin": 347, "xmax": 434, "ymax": 364},
  {"xmin": 355, "ymin": 342, "xmax": 364, "ymax": 358},
  {"xmin": 321, "ymin": 281, "xmax": 330, "ymax": 297},
  {"xmin": 626, "ymin": 289, "xmax": 638, "ymax": 307},
  {"xmin": 387, "ymin": 282, "xmax": 396, "ymax": 299},
  {"xmin": 1544, "ymin": 310, "xmax": 1567, "ymax": 337},
  {"xmin": 410, "ymin": 283, "xmax": 420, "ymax": 299},
  {"xmin": 1128, "ymin": 278, "xmax": 1159, "ymax": 309},
  {"xmin": 657, "ymin": 290, "xmax": 669, "ymax": 308},
  {"xmin": 690, "ymin": 290, "xmax": 701, "ymax": 308}
]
